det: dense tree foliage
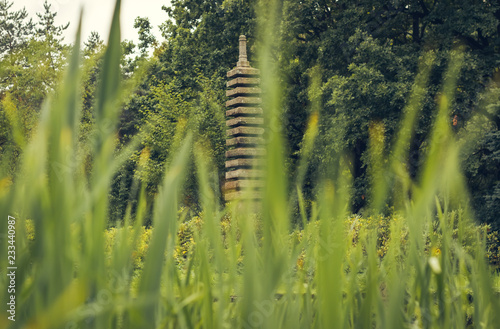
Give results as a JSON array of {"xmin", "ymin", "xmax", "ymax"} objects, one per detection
[
  {"xmin": 150, "ymin": 0, "xmax": 500, "ymax": 227},
  {"xmin": 0, "ymin": 0, "xmax": 69, "ymax": 174},
  {"xmin": 285, "ymin": 0, "xmax": 500, "ymax": 225},
  {"xmin": 106, "ymin": 0, "xmax": 256, "ymax": 220},
  {"xmin": 0, "ymin": 0, "xmax": 498, "ymax": 227}
]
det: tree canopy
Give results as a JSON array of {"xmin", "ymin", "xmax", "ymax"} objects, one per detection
[{"xmin": 0, "ymin": 0, "xmax": 499, "ymax": 227}]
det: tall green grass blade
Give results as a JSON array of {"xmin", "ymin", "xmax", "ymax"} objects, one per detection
[
  {"xmin": 94, "ymin": 0, "xmax": 121, "ymax": 127},
  {"xmin": 0, "ymin": 1, "xmax": 498, "ymax": 328},
  {"xmin": 132, "ymin": 134, "xmax": 192, "ymax": 327}
]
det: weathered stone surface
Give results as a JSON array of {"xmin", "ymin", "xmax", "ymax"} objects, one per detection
[
  {"xmin": 226, "ymin": 87, "xmax": 261, "ymax": 97},
  {"xmin": 227, "ymin": 67, "xmax": 260, "ymax": 78},
  {"xmin": 224, "ymin": 190, "xmax": 262, "ymax": 201},
  {"xmin": 226, "ymin": 126, "xmax": 264, "ymax": 137},
  {"xmin": 227, "ymin": 77, "xmax": 260, "ymax": 88},
  {"xmin": 226, "ymin": 96, "xmax": 261, "ymax": 107},
  {"xmin": 226, "ymin": 136, "xmax": 264, "ymax": 146},
  {"xmin": 224, "ymin": 179, "xmax": 264, "ymax": 190},
  {"xmin": 226, "ymin": 147, "xmax": 265, "ymax": 158},
  {"xmin": 225, "ymin": 158, "xmax": 261, "ymax": 168},
  {"xmin": 226, "ymin": 107, "xmax": 263, "ymax": 117},
  {"xmin": 226, "ymin": 169, "xmax": 264, "ymax": 180},
  {"xmin": 237, "ymin": 35, "xmax": 250, "ymax": 67},
  {"xmin": 225, "ymin": 35, "xmax": 263, "ymax": 202},
  {"xmin": 226, "ymin": 117, "xmax": 264, "ymax": 127}
]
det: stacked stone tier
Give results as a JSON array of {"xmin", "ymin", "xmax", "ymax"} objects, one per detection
[
  {"xmin": 225, "ymin": 64, "xmax": 263, "ymax": 201},
  {"xmin": 226, "ymin": 126, "xmax": 264, "ymax": 137},
  {"xmin": 226, "ymin": 136, "xmax": 264, "ymax": 146},
  {"xmin": 224, "ymin": 191, "xmax": 261, "ymax": 201},
  {"xmin": 227, "ymin": 67, "xmax": 260, "ymax": 78},
  {"xmin": 227, "ymin": 77, "xmax": 260, "ymax": 88},
  {"xmin": 226, "ymin": 117, "xmax": 264, "ymax": 127},
  {"xmin": 226, "ymin": 107, "xmax": 263, "ymax": 117},
  {"xmin": 226, "ymin": 169, "xmax": 264, "ymax": 180},
  {"xmin": 226, "ymin": 97, "xmax": 261, "ymax": 107},
  {"xmin": 226, "ymin": 87, "xmax": 261, "ymax": 97}
]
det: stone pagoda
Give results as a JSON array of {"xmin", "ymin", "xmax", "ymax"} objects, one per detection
[{"xmin": 224, "ymin": 35, "xmax": 264, "ymax": 201}]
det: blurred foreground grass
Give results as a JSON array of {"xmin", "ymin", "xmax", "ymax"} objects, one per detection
[{"xmin": 1, "ymin": 0, "xmax": 499, "ymax": 328}]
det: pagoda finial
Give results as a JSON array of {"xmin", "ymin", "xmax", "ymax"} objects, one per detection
[{"xmin": 237, "ymin": 35, "xmax": 250, "ymax": 67}]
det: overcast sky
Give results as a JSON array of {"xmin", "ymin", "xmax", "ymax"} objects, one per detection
[{"xmin": 11, "ymin": 0, "xmax": 170, "ymax": 46}]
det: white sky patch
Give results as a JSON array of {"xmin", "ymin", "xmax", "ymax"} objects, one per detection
[{"xmin": 10, "ymin": 0, "xmax": 170, "ymax": 46}]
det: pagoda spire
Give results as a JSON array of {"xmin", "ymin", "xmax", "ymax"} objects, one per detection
[
  {"xmin": 237, "ymin": 35, "xmax": 250, "ymax": 67},
  {"xmin": 224, "ymin": 35, "xmax": 263, "ymax": 201}
]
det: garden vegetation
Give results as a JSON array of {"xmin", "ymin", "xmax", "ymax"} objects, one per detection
[{"xmin": 0, "ymin": 0, "xmax": 499, "ymax": 328}]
